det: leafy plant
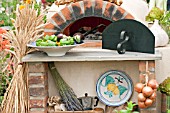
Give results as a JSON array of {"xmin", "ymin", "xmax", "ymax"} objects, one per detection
[
  {"xmin": 158, "ymin": 77, "xmax": 170, "ymax": 95},
  {"xmin": 145, "ymin": 7, "xmax": 164, "ymax": 22},
  {"xmin": 160, "ymin": 11, "xmax": 170, "ymax": 38},
  {"xmin": 115, "ymin": 101, "xmax": 139, "ymax": 113}
]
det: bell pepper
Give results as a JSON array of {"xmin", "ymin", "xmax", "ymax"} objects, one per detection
[
  {"xmin": 60, "ymin": 38, "xmax": 70, "ymax": 46},
  {"xmin": 47, "ymin": 40, "xmax": 57, "ymax": 46}
]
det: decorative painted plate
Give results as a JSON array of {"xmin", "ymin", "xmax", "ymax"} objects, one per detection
[{"xmin": 96, "ymin": 70, "xmax": 133, "ymax": 106}]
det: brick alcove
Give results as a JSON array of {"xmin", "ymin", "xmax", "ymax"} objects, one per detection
[{"xmin": 44, "ymin": 0, "xmax": 134, "ymax": 36}]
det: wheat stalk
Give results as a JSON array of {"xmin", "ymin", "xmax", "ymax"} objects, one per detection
[{"xmin": 0, "ymin": 4, "xmax": 45, "ymax": 113}]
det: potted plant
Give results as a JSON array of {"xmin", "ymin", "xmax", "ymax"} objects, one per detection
[{"xmin": 158, "ymin": 77, "xmax": 170, "ymax": 113}]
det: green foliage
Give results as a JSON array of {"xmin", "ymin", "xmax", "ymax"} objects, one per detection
[
  {"xmin": 115, "ymin": 101, "xmax": 139, "ymax": 113},
  {"xmin": 167, "ymin": 109, "xmax": 170, "ymax": 113},
  {"xmin": 45, "ymin": 0, "xmax": 55, "ymax": 3},
  {"xmin": 0, "ymin": 0, "xmax": 20, "ymax": 27},
  {"xmin": 146, "ymin": 7, "xmax": 170, "ymax": 38},
  {"xmin": 0, "ymin": 52, "xmax": 13, "ymax": 105},
  {"xmin": 146, "ymin": 7, "xmax": 164, "ymax": 22},
  {"xmin": 160, "ymin": 11, "xmax": 170, "ymax": 38},
  {"xmin": 158, "ymin": 77, "xmax": 170, "ymax": 96}
]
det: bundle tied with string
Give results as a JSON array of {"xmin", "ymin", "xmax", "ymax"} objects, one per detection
[
  {"xmin": 48, "ymin": 62, "xmax": 83, "ymax": 111},
  {"xmin": 134, "ymin": 61, "xmax": 158, "ymax": 108},
  {"xmin": 0, "ymin": 4, "xmax": 45, "ymax": 113}
]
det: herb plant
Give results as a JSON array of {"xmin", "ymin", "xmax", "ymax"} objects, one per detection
[{"xmin": 115, "ymin": 101, "xmax": 139, "ymax": 113}]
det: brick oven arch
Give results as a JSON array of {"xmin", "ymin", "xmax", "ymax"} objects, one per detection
[{"xmin": 44, "ymin": 0, "xmax": 134, "ymax": 36}]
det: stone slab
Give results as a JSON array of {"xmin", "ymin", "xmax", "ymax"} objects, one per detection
[{"xmin": 23, "ymin": 48, "xmax": 162, "ymax": 62}]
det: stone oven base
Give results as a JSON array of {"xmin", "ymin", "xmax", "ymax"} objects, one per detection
[{"xmin": 25, "ymin": 49, "xmax": 161, "ymax": 113}]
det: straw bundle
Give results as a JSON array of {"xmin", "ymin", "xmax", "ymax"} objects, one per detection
[{"xmin": 0, "ymin": 4, "xmax": 44, "ymax": 113}]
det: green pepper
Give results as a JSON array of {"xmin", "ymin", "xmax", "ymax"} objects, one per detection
[
  {"xmin": 36, "ymin": 38, "xmax": 43, "ymax": 46},
  {"xmin": 69, "ymin": 37, "xmax": 74, "ymax": 45},
  {"xmin": 36, "ymin": 38, "xmax": 43, "ymax": 42},
  {"xmin": 36, "ymin": 41, "xmax": 41, "ymax": 46},
  {"xmin": 43, "ymin": 35, "xmax": 50, "ymax": 40},
  {"xmin": 39, "ymin": 42, "xmax": 49, "ymax": 46},
  {"xmin": 49, "ymin": 35, "xmax": 55, "ymax": 41},
  {"xmin": 52, "ymin": 36, "xmax": 58, "ymax": 42},
  {"xmin": 47, "ymin": 40, "xmax": 56, "ymax": 46},
  {"xmin": 74, "ymin": 35, "xmax": 81, "ymax": 43},
  {"xmin": 60, "ymin": 38, "xmax": 70, "ymax": 46}
]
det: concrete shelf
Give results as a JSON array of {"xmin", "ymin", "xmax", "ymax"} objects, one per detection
[{"xmin": 22, "ymin": 48, "xmax": 162, "ymax": 62}]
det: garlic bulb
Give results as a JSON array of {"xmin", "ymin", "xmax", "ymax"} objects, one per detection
[{"xmin": 149, "ymin": 20, "xmax": 169, "ymax": 47}]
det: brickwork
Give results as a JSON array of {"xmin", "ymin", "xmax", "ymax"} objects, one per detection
[
  {"xmin": 28, "ymin": 62, "xmax": 48, "ymax": 113},
  {"xmin": 44, "ymin": 0, "xmax": 134, "ymax": 36}
]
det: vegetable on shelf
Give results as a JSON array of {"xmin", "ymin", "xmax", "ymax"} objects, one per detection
[{"xmin": 36, "ymin": 34, "xmax": 83, "ymax": 46}]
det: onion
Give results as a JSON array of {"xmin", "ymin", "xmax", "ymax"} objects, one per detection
[
  {"xmin": 145, "ymin": 98, "xmax": 153, "ymax": 106},
  {"xmin": 138, "ymin": 101, "xmax": 147, "ymax": 108},
  {"xmin": 73, "ymin": 33, "xmax": 84, "ymax": 40},
  {"xmin": 147, "ymin": 79, "xmax": 159, "ymax": 89},
  {"xmin": 149, "ymin": 92, "xmax": 156, "ymax": 100},
  {"xmin": 134, "ymin": 83, "xmax": 144, "ymax": 93},
  {"xmin": 138, "ymin": 93, "xmax": 146, "ymax": 102},
  {"xmin": 142, "ymin": 86, "xmax": 154, "ymax": 97},
  {"xmin": 57, "ymin": 33, "xmax": 64, "ymax": 41}
]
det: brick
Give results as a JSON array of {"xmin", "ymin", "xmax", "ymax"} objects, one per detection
[
  {"xmin": 29, "ymin": 74, "xmax": 47, "ymax": 85},
  {"xmin": 30, "ymin": 96, "xmax": 48, "ymax": 108},
  {"xmin": 44, "ymin": 23, "xmax": 61, "ymax": 31},
  {"xmin": 44, "ymin": 23, "xmax": 54, "ymax": 30},
  {"xmin": 139, "ymin": 73, "xmax": 146, "ymax": 84},
  {"xmin": 84, "ymin": 0, "xmax": 93, "ymax": 16},
  {"xmin": 29, "ymin": 108, "xmax": 47, "ymax": 113},
  {"xmin": 29, "ymin": 111, "xmax": 47, "ymax": 113},
  {"xmin": 94, "ymin": 0, "xmax": 103, "ymax": 16},
  {"xmin": 103, "ymin": 2, "xmax": 116, "ymax": 20},
  {"xmin": 140, "ymin": 107, "xmax": 157, "ymax": 113},
  {"xmin": 28, "ymin": 63, "xmax": 47, "ymax": 73},
  {"xmin": 61, "ymin": 7, "xmax": 75, "ymax": 25},
  {"xmin": 51, "ymin": 12, "xmax": 67, "ymax": 30},
  {"xmin": 29, "ymin": 85, "xmax": 48, "ymax": 97},
  {"xmin": 139, "ymin": 61, "xmax": 146, "ymax": 73},
  {"xmin": 112, "ymin": 6, "xmax": 126, "ymax": 21},
  {"xmin": 71, "ymin": 2, "xmax": 84, "ymax": 19},
  {"xmin": 124, "ymin": 13, "xmax": 134, "ymax": 19},
  {"xmin": 148, "ymin": 61, "xmax": 155, "ymax": 72}
]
